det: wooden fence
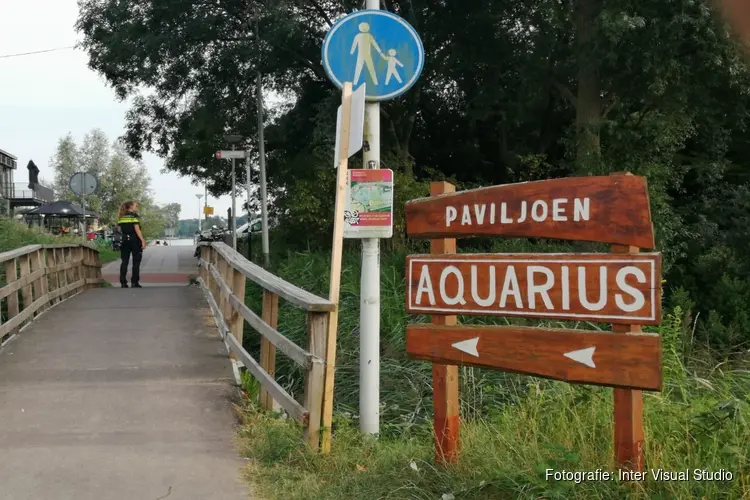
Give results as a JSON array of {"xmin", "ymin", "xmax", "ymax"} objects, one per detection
[
  {"xmin": 196, "ymin": 242, "xmax": 334, "ymax": 449},
  {"xmin": 0, "ymin": 244, "xmax": 104, "ymax": 344}
]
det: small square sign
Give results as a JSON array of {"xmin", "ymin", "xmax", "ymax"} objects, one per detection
[{"xmin": 343, "ymin": 169, "xmax": 394, "ymax": 239}]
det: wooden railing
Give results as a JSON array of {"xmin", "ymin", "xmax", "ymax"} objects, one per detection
[
  {"xmin": 196, "ymin": 242, "xmax": 334, "ymax": 449},
  {"xmin": 0, "ymin": 244, "xmax": 104, "ymax": 344}
]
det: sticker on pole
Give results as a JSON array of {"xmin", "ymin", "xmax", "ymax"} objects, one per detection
[
  {"xmin": 322, "ymin": 10, "xmax": 424, "ymax": 102},
  {"xmin": 344, "ymin": 169, "xmax": 394, "ymax": 238}
]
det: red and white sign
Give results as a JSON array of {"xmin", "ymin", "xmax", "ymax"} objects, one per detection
[
  {"xmin": 344, "ymin": 169, "xmax": 394, "ymax": 239},
  {"xmin": 405, "ymin": 253, "xmax": 662, "ymax": 325}
]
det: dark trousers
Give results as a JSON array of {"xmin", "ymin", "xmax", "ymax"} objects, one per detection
[{"xmin": 120, "ymin": 236, "xmax": 143, "ymax": 285}]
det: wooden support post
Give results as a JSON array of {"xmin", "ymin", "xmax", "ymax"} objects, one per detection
[
  {"xmin": 47, "ymin": 249, "xmax": 59, "ymax": 305},
  {"xmin": 230, "ymin": 267, "xmax": 246, "ymax": 354},
  {"xmin": 304, "ymin": 311, "xmax": 328, "ymax": 450},
  {"xmin": 611, "ymin": 243, "xmax": 645, "ymax": 472},
  {"xmin": 4, "ymin": 259, "xmax": 19, "ymax": 319},
  {"xmin": 18, "ymin": 255, "xmax": 32, "ymax": 314},
  {"xmin": 63, "ymin": 249, "xmax": 73, "ymax": 299},
  {"xmin": 32, "ymin": 250, "xmax": 48, "ymax": 313},
  {"xmin": 320, "ymin": 81, "xmax": 354, "ymax": 453},
  {"xmin": 260, "ymin": 290, "xmax": 280, "ymax": 410},
  {"xmin": 430, "ymin": 181, "xmax": 460, "ymax": 465}
]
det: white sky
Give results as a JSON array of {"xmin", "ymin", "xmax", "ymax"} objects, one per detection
[{"xmin": 0, "ymin": 0, "xmax": 240, "ymax": 220}]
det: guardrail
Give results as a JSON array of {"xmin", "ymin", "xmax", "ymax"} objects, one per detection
[
  {"xmin": 196, "ymin": 242, "xmax": 334, "ymax": 449},
  {"xmin": 0, "ymin": 244, "xmax": 104, "ymax": 344}
]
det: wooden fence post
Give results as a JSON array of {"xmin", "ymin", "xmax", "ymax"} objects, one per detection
[
  {"xmin": 31, "ymin": 249, "xmax": 48, "ymax": 314},
  {"xmin": 63, "ymin": 248, "xmax": 74, "ymax": 299},
  {"xmin": 47, "ymin": 248, "xmax": 59, "ymax": 306},
  {"xmin": 429, "ymin": 181, "xmax": 461, "ymax": 465},
  {"xmin": 304, "ymin": 311, "xmax": 328, "ymax": 450},
  {"xmin": 260, "ymin": 290, "xmax": 280, "ymax": 410},
  {"xmin": 230, "ymin": 267, "xmax": 246, "ymax": 358},
  {"xmin": 4, "ymin": 259, "xmax": 19, "ymax": 320},
  {"xmin": 18, "ymin": 254, "xmax": 32, "ymax": 316},
  {"xmin": 612, "ymin": 243, "xmax": 645, "ymax": 472}
]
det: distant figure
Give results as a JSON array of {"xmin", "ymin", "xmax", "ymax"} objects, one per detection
[
  {"xmin": 383, "ymin": 48, "xmax": 404, "ymax": 85},
  {"xmin": 116, "ymin": 200, "xmax": 146, "ymax": 288},
  {"xmin": 351, "ymin": 22, "xmax": 384, "ymax": 85}
]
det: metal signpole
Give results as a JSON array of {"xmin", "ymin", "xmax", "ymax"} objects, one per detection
[
  {"xmin": 257, "ymin": 75, "xmax": 270, "ymax": 268},
  {"xmin": 321, "ymin": 7, "xmax": 425, "ymax": 438},
  {"xmin": 196, "ymin": 193, "xmax": 203, "ymax": 232},
  {"xmin": 245, "ymin": 154, "xmax": 252, "ymax": 261},
  {"xmin": 231, "ymin": 144, "xmax": 237, "ymax": 251},
  {"xmin": 256, "ymin": 15, "xmax": 271, "ymax": 268}
]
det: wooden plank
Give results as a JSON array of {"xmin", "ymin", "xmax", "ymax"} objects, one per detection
[
  {"xmin": 405, "ymin": 253, "xmax": 662, "ymax": 325},
  {"xmin": 31, "ymin": 250, "xmax": 48, "ymax": 314},
  {"xmin": 320, "ymin": 81, "xmax": 353, "ymax": 454},
  {"xmin": 260, "ymin": 290, "xmax": 280, "ymax": 410},
  {"xmin": 404, "ymin": 174, "xmax": 655, "ymax": 248},
  {"xmin": 209, "ymin": 262, "xmax": 314, "ymax": 368},
  {"xmin": 230, "ymin": 267, "xmax": 247, "ymax": 355},
  {"xmin": 18, "ymin": 255, "xmax": 32, "ymax": 316},
  {"xmin": 612, "ymin": 243, "xmax": 646, "ymax": 472},
  {"xmin": 210, "ymin": 243, "xmax": 335, "ymax": 312},
  {"xmin": 47, "ymin": 249, "xmax": 59, "ymax": 306},
  {"xmin": 3, "ymin": 259, "xmax": 19, "ymax": 319},
  {"xmin": 428, "ymin": 181, "xmax": 461, "ymax": 465},
  {"xmin": 406, "ymin": 324, "xmax": 662, "ymax": 391},
  {"xmin": 304, "ymin": 311, "xmax": 328, "ymax": 450},
  {"xmin": 0, "ymin": 294, "xmax": 48, "ymax": 338},
  {"xmin": 0, "ymin": 268, "xmax": 45, "ymax": 301},
  {"xmin": 224, "ymin": 331, "xmax": 310, "ymax": 424},
  {"xmin": 0, "ymin": 245, "xmax": 43, "ymax": 264}
]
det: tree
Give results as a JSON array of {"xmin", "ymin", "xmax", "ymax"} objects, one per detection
[
  {"xmin": 76, "ymin": 1, "xmax": 750, "ymax": 345},
  {"xmin": 51, "ymin": 134, "xmax": 79, "ymax": 200}
]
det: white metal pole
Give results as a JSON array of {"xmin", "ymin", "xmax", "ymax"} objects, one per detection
[
  {"xmin": 257, "ymin": 71, "xmax": 270, "ymax": 268},
  {"xmin": 231, "ymin": 145, "xmax": 237, "ymax": 250},
  {"xmin": 360, "ymin": 0, "xmax": 381, "ymax": 437},
  {"xmin": 197, "ymin": 194, "xmax": 203, "ymax": 232}
]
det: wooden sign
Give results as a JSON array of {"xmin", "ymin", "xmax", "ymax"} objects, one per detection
[
  {"xmin": 405, "ymin": 175, "xmax": 655, "ymax": 248},
  {"xmin": 406, "ymin": 324, "xmax": 662, "ymax": 391},
  {"xmin": 404, "ymin": 175, "xmax": 662, "ymax": 471},
  {"xmin": 406, "ymin": 253, "xmax": 662, "ymax": 325}
]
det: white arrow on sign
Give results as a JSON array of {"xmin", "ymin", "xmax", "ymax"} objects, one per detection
[
  {"xmin": 563, "ymin": 346, "xmax": 596, "ymax": 368},
  {"xmin": 451, "ymin": 337, "xmax": 480, "ymax": 358}
]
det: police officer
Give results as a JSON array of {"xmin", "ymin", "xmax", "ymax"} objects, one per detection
[{"xmin": 116, "ymin": 200, "xmax": 146, "ymax": 288}]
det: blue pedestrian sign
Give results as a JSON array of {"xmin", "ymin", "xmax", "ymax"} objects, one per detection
[{"xmin": 322, "ymin": 10, "xmax": 424, "ymax": 102}]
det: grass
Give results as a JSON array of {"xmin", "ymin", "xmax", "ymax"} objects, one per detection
[
  {"xmin": 234, "ymin": 248, "xmax": 750, "ymax": 500},
  {"xmin": 0, "ymin": 218, "xmax": 119, "ymax": 263}
]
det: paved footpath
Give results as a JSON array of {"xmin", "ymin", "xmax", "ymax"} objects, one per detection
[
  {"xmin": 102, "ymin": 239, "xmax": 199, "ymax": 286},
  {"xmin": 0, "ymin": 284, "xmax": 250, "ymax": 499}
]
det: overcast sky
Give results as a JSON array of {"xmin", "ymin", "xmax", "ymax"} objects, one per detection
[{"xmin": 0, "ymin": 1, "xmax": 240, "ymax": 221}]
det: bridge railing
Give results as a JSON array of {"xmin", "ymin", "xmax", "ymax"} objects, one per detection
[
  {"xmin": 0, "ymin": 244, "xmax": 103, "ymax": 345},
  {"xmin": 196, "ymin": 242, "xmax": 334, "ymax": 450}
]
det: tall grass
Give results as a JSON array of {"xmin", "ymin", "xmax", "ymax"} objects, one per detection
[
  {"xmin": 0, "ymin": 218, "xmax": 119, "ymax": 263},
  {"xmin": 235, "ymin": 248, "xmax": 749, "ymax": 499}
]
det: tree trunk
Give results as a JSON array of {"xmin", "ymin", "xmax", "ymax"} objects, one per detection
[{"xmin": 574, "ymin": 0, "xmax": 603, "ymax": 175}]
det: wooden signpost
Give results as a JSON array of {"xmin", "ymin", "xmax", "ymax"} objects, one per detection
[{"xmin": 404, "ymin": 173, "xmax": 662, "ymax": 471}]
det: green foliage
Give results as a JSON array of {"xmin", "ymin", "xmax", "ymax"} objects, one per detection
[
  {"xmin": 76, "ymin": 0, "xmax": 750, "ymax": 348},
  {"xmin": 49, "ymin": 129, "xmax": 178, "ymax": 239}
]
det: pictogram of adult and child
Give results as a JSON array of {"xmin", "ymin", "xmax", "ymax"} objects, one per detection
[{"xmin": 350, "ymin": 22, "xmax": 404, "ymax": 86}]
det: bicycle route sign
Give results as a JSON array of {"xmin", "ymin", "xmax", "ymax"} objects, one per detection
[{"xmin": 322, "ymin": 9, "xmax": 425, "ymax": 101}]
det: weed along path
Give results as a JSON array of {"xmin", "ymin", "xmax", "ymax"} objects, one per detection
[{"xmin": 0, "ymin": 286, "xmax": 249, "ymax": 500}]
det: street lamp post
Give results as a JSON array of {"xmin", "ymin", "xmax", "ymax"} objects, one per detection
[
  {"xmin": 224, "ymin": 134, "xmax": 243, "ymax": 252},
  {"xmin": 196, "ymin": 193, "xmax": 203, "ymax": 232}
]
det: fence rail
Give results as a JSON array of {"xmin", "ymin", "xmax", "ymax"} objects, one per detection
[
  {"xmin": 197, "ymin": 242, "xmax": 334, "ymax": 449},
  {"xmin": 0, "ymin": 244, "xmax": 104, "ymax": 343}
]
